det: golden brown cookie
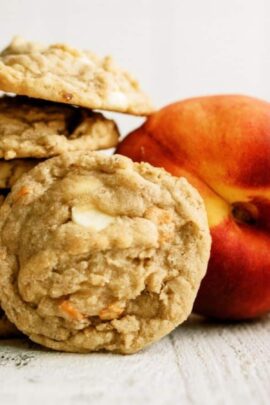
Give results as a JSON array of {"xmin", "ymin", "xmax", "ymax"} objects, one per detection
[
  {"xmin": 0, "ymin": 158, "xmax": 39, "ymax": 188},
  {"xmin": 0, "ymin": 153, "xmax": 210, "ymax": 353},
  {"xmin": 0, "ymin": 95, "xmax": 119, "ymax": 159},
  {"xmin": 0, "ymin": 190, "xmax": 19, "ymax": 338},
  {"xmin": 0, "ymin": 37, "xmax": 154, "ymax": 116}
]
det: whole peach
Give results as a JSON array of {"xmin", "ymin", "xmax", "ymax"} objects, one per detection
[{"xmin": 116, "ymin": 95, "xmax": 270, "ymax": 320}]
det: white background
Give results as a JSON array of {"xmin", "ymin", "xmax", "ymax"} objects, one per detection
[{"xmin": 0, "ymin": 0, "xmax": 270, "ymax": 136}]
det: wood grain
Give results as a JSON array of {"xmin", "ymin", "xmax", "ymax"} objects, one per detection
[{"xmin": 0, "ymin": 315, "xmax": 269, "ymax": 405}]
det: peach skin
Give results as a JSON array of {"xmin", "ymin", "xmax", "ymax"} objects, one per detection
[{"xmin": 116, "ymin": 95, "xmax": 270, "ymax": 320}]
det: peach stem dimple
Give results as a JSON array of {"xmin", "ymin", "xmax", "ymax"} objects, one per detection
[{"xmin": 231, "ymin": 201, "xmax": 259, "ymax": 225}]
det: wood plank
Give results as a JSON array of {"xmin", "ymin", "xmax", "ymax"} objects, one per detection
[{"xmin": 0, "ymin": 315, "xmax": 269, "ymax": 405}]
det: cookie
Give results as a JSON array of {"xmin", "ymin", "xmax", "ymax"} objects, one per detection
[
  {"xmin": 0, "ymin": 95, "xmax": 119, "ymax": 159},
  {"xmin": 0, "ymin": 37, "xmax": 154, "ymax": 116},
  {"xmin": 0, "ymin": 309, "xmax": 19, "ymax": 338},
  {"xmin": 0, "ymin": 153, "xmax": 210, "ymax": 353},
  {"xmin": 0, "ymin": 158, "xmax": 39, "ymax": 188},
  {"xmin": 0, "ymin": 190, "xmax": 20, "ymax": 338}
]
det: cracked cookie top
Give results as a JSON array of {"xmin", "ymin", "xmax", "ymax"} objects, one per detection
[{"xmin": 0, "ymin": 152, "xmax": 210, "ymax": 353}]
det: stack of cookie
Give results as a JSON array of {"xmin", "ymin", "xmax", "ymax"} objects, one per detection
[
  {"xmin": 0, "ymin": 96, "xmax": 120, "ymax": 201},
  {"xmin": 0, "ymin": 37, "xmax": 211, "ymax": 353},
  {"xmin": 0, "ymin": 36, "xmax": 153, "ymax": 339},
  {"xmin": 0, "ymin": 36, "xmax": 153, "ymax": 199}
]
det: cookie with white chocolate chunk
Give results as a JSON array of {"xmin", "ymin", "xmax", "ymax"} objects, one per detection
[
  {"xmin": 0, "ymin": 152, "xmax": 210, "ymax": 353},
  {"xmin": 0, "ymin": 37, "xmax": 154, "ymax": 115}
]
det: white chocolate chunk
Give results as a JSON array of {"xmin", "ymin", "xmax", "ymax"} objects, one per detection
[
  {"xmin": 105, "ymin": 91, "xmax": 128, "ymax": 109},
  {"xmin": 72, "ymin": 206, "xmax": 114, "ymax": 231}
]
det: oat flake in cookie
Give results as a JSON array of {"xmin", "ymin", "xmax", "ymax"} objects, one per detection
[
  {"xmin": 0, "ymin": 37, "xmax": 154, "ymax": 116},
  {"xmin": 0, "ymin": 153, "xmax": 211, "ymax": 353},
  {"xmin": 0, "ymin": 95, "xmax": 119, "ymax": 159}
]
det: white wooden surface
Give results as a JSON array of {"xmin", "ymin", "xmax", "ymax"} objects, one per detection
[{"xmin": 0, "ymin": 315, "xmax": 269, "ymax": 405}]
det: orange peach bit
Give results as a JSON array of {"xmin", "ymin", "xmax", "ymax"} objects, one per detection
[
  {"xmin": 59, "ymin": 300, "xmax": 84, "ymax": 321},
  {"xmin": 62, "ymin": 92, "xmax": 73, "ymax": 101},
  {"xmin": 99, "ymin": 303, "xmax": 124, "ymax": 321},
  {"xmin": 13, "ymin": 186, "xmax": 30, "ymax": 202},
  {"xmin": 18, "ymin": 186, "xmax": 29, "ymax": 196}
]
